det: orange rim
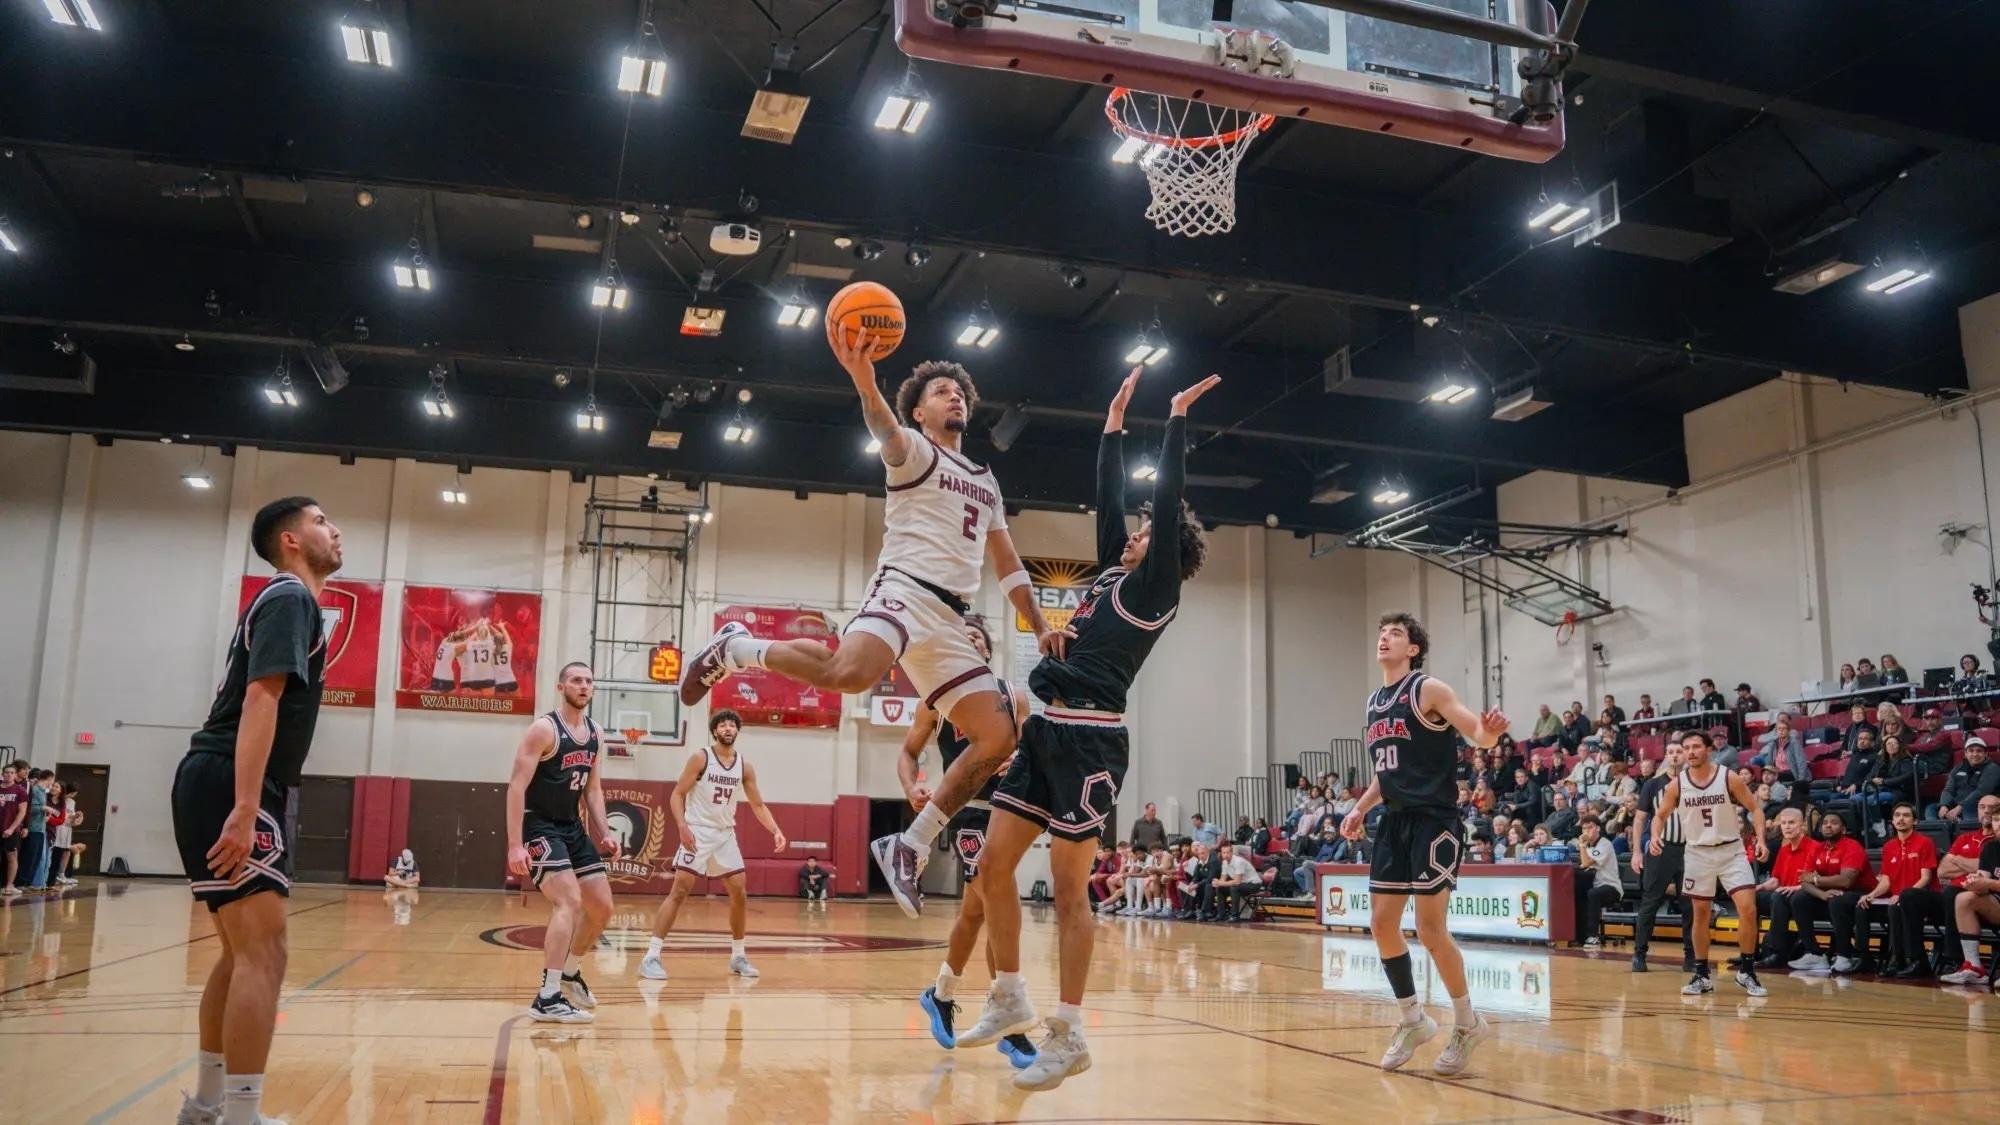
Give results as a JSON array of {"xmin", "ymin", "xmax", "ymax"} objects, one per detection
[
  {"xmin": 1554, "ymin": 610, "xmax": 1577, "ymax": 645},
  {"xmin": 1105, "ymin": 87, "xmax": 1275, "ymax": 151}
]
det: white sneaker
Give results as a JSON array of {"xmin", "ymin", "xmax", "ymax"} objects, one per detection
[
  {"xmin": 1379, "ymin": 1012, "xmax": 1438, "ymax": 1071},
  {"xmin": 870, "ymin": 834, "xmax": 926, "ymax": 918},
  {"xmin": 1582, "ymin": 937, "xmax": 1602, "ymax": 949},
  {"xmin": 1831, "ymin": 956, "xmax": 1861, "ymax": 974},
  {"xmin": 560, "ymin": 972, "xmax": 596, "ymax": 1010},
  {"xmin": 1, "ymin": 887, "xmax": 19, "ymax": 897},
  {"xmin": 1433, "ymin": 1013, "xmax": 1489, "ymax": 1076},
  {"xmin": 1680, "ymin": 974, "xmax": 1715, "ymax": 995},
  {"xmin": 176, "ymin": 1092, "xmax": 219, "ymax": 1125},
  {"xmin": 1012, "ymin": 1018, "xmax": 1092, "ymax": 1090},
  {"xmin": 1787, "ymin": 952, "xmax": 1830, "ymax": 973},
  {"xmin": 1940, "ymin": 962, "xmax": 1988, "ymax": 985},
  {"xmin": 1734, "ymin": 971, "xmax": 1767, "ymax": 998},
  {"xmin": 957, "ymin": 983, "xmax": 1037, "ymax": 1048},
  {"xmin": 729, "ymin": 955, "xmax": 760, "ymax": 978},
  {"xmin": 638, "ymin": 954, "xmax": 670, "ymax": 980}
]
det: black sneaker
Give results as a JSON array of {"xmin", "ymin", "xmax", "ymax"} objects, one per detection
[
  {"xmin": 561, "ymin": 971, "xmax": 596, "ymax": 1009},
  {"xmin": 1630, "ymin": 952, "xmax": 1649, "ymax": 973},
  {"xmin": 999, "ymin": 1032, "xmax": 1038, "ymax": 1070},
  {"xmin": 920, "ymin": 986, "xmax": 958, "ymax": 1048},
  {"xmin": 679, "ymin": 621, "xmax": 749, "ymax": 706},
  {"xmin": 530, "ymin": 991, "xmax": 593, "ymax": 1023}
]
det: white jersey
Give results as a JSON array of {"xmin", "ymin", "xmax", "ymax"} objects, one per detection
[
  {"xmin": 494, "ymin": 643, "xmax": 517, "ymax": 689},
  {"xmin": 462, "ymin": 635, "xmax": 496, "ymax": 686},
  {"xmin": 1675, "ymin": 764, "xmax": 1739, "ymax": 847},
  {"xmin": 683, "ymin": 746, "xmax": 745, "ymax": 832},
  {"xmin": 430, "ymin": 642, "xmax": 458, "ymax": 684},
  {"xmin": 877, "ymin": 427, "xmax": 1007, "ymax": 600}
]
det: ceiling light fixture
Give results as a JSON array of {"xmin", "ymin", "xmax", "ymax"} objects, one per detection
[
  {"xmin": 0, "ymin": 217, "xmax": 19, "ymax": 255},
  {"xmin": 956, "ymin": 298, "xmax": 1001, "ymax": 349},
  {"xmin": 354, "ymin": 187, "xmax": 377, "ymax": 209},
  {"xmin": 590, "ymin": 268, "xmax": 630, "ymax": 311},
  {"xmin": 262, "ymin": 352, "xmax": 301, "ymax": 407},
  {"xmin": 1057, "ymin": 264, "xmax": 1087, "ymax": 291},
  {"xmin": 905, "ymin": 244, "xmax": 931, "ymax": 268},
  {"xmin": 777, "ymin": 296, "xmax": 819, "ymax": 328},
  {"xmin": 1426, "ymin": 381, "xmax": 1476, "ymax": 405},
  {"xmin": 43, "ymin": 0, "xmax": 103, "ymax": 31},
  {"xmin": 1131, "ymin": 463, "xmax": 1158, "ymax": 482},
  {"xmin": 1548, "ymin": 207, "xmax": 1593, "ymax": 235},
  {"xmin": 339, "ymin": 3, "xmax": 394, "ymax": 66},
  {"xmin": 854, "ymin": 238, "xmax": 884, "ymax": 261},
  {"xmin": 1123, "ymin": 317, "xmax": 1170, "ymax": 367},
  {"xmin": 440, "ymin": 480, "xmax": 468, "ymax": 504},
  {"xmin": 864, "ymin": 435, "xmax": 882, "ymax": 454},
  {"xmin": 391, "ymin": 233, "xmax": 432, "ymax": 291},
  {"xmin": 183, "ymin": 469, "xmax": 214, "ymax": 490},
  {"xmin": 574, "ymin": 391, "xmax": 605, "ymax": 432},
  {"xmin": 421, "ymin": 363, "xmax": 455, "ymax": 419},
  {"xmin": 1526, "ymin": 198, "xmax": 1574, "ymax": 229},
  {"xmin": 1371, "ymin": 484, "xmax": 1411, "ymax": 505},
  {"xmin": 174, "ymin": 334, "xmax": 197, "ymax": 352},
  {"xmin": 1864, "ymin": 265, "xmax": 1933, "ymax": 295},
  {"xmin": 722, "ymin": 419, "xmax": 756, "ymax": 444},
  {"xmin": 617, "ymin": 4, "xmax": 670, "ymax": 97}
]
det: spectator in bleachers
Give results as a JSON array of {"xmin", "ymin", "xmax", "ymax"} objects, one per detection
[
  {"xmin": 797, "ymin": 855, "xmax": 829, "ymax": 902},
  {"xmin": 1797, "ymin": 811, "xmax": 1874, "ymax": 974},
  {"xmin": 1468, "ymin": 748, "xmax": 1496, "ymax": 791},
  {"xmin": 1877, "ymin": 704, "xmax": 1912, "ymax": 749},
  {"xmin": 1530, "ymin": 704, "xmax": 1562, "ymax": 745},
  {"xmin": 1880, "ymin": 654, "xmax": 1910, "ymax": 686},
  {"xmin": 1835, "ymin": 662, "xmax": 1859, "ymax": 696},
  {"xmin": 1733, "ymin": 682, "xmax": 1761, "ymax": 714},
  {"xmin": 1754, "ymin": 808, "xmax": 1819, "ymax": 967},
  {"xmin": 1595, "ymin": 714, "xmax": 1629, "ymax": 759},
  {"xmin": 1232, "ymin": 815, "xmax": 1254, "ymax": 846},
  {"xmin": 1493, "ymin": 736, "xmax": 1523, "ymax": 796},
  {"xmin": 1751, "ymin": 711, "xmax": 1804, "ymax": 771},
  {"xmin": 1546, "ymin": 792, "xmax": 1580, "ymax": 841},
  {"xmin": 1939, "ymin": 798, "xmax": 2000, "ymax": 984},
  {"xmin": 1330, "ymin": 786, "xmax": 1359, "ymax": 820},
  {"xmin": 1854, "ymin": 659, "xmax": 1883, "ymax": 689},
  {"xmin": 1819, "ymin": 726, "xmax": 1881, "ymax": 830},
  {"xmin": 1189, "ymin": 813, "xmax": 1220, "ymax": 849},
  {"xmin": 1910, "ymin": 707, "xmax": 1948, "ymax": 753},
  {"xmin": 1698, "ymin": 679, "xmax": 1727, "ymax": 712},
  {"xmin": 1666, "ymin": 686, "xmax": 1698, "ymax": 718},
  {"xmin": 1294, "ymin": 825, "xmax": 1344, "ymax": 895},
  {"xmin": 1934, "ymin": 737, "xmax": 1999, "ymax": 830},
  {"xmin": 1575, "ymin": 816, "xmax": 1622, "ymax": 948},
  {"xmin": 1528, "ymin": 824, "xmax": 1555, "ymax": 850},
  {"xmin": 1602, "ymin": 695, "xmax": 1627, "ymax": 725},
  {"xmin": 1131, "ymin": 802, "xmax": 1167, "ymax": 851},
  {"xmin": 1095, "ymin": 842, "xmax": 1136, "ymax": 914},
  {"xmin": 1863, "ymin": 802, "xmax": 1938, "ymax": 976},
  {"xmin": 1634, "ymin": 693, "xmax": 1657, "ymax": 721},
  {"xmin": 1559, "ymin": 708, "xmax": 1589, "ymax": 752},
  {"xmin": 1840, "ymin": 701, "xmax": 1878, "ymax": 755},
  {"xmin": 1604, "ymin": 761, "xmax": 1637, "ymax": 804},
  {"xmin": 1604, "ymin": 795, "xmax": 1638, "ymax": 854},
  {"xmin": 1867, "ymin": 736, "xmax": 1919, "ymax": 829},
  {"xmin": 1487, "ymin": 812, "xmax": 1511, "ymax": 847},
  {"xmin": 1952, "ymin": 653, "xmax": 1986, "ymax": 694},
  {"xmin": 1471, "ymin": 779, "xmax": 1497, "ymax": 818},
  {"xmin": 1497, "ymin": 821, "xmax": 1531, "ymax": 860},
  {"xmin": 1502, "ymin": 767, "xmax": 1543, "ymax": 826},
  {"xmin": 1210, "ymin": 842, "xmax": 1261, "ymax": 922}
]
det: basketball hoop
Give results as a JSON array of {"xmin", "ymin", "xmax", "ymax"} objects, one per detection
[
  {"xmin": 621, "ymin": 726, "xmax": 648, "ymax": 748},
  {"xmin": 1554, "ymin": 610, "xmax": 1577, "ymax": 647},
  {"xmin": 1107, "ymin": 87, "xmax": 1273, "ymax": 238}
]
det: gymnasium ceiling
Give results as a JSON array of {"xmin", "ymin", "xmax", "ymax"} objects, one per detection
[{"xmin": 2, "ymin": 0, "xmax": 1996, "ymax": 533}]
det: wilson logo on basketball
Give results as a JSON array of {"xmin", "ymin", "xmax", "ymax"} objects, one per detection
[{"xmin": 859, "ymin": 314, "xmax": 902, "ymax": 329}]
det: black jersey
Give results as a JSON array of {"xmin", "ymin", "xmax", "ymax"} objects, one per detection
[
  {"xmin": 525, "ymin": 711, "xmax": 599, "ymax": 822},
  {"xmin": 1365, "ymin": 671, "xmax": 1459, "ymax": 813},
  {"xmin": 187, "ymin": 573, "xmax": 326, "ymax": 787},
  {"xmin": 1029, "ymin": 417, "xmax": 1187, "ymax": 713},
  {"xmin": 938, "ymin": 680, "xmax": 1007, "ymax": 802}
]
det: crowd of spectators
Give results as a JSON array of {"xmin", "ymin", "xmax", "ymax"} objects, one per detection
[{"xmin": 1, "ymin": 760, "xmax": 84, "ymax": 896}]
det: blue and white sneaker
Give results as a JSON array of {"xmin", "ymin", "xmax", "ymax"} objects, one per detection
[
  {"xmin": 920, "ymin": 986, "xmax": 958, "ymax": 1048},
  {"xmin": 998, "ymin": 1033, "xmax": 1038, "ymax": 1069}
]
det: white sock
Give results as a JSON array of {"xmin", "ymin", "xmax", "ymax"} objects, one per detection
[
  {"xmin": 1055, "ymin": 1001, "xmax": 1083, "ymax": 1033},
  {"xmin": 1965, "ymin": 938, "xmax": 1982, "ymax": 965},
  {"xmin": 903, "ymin": 803, "xmax": 949, "ymax": 849},
  {"xmin": 563, "ymin": 952, "xmax": 582, "ymax": 975},
  {"xmin": 646, "ymin": 936, "xmax": 664, "ymax": 959},
  {"xmin": 540, "ymin": 968, "xmax": 563, "ymax": 998},
  {"xmin": 196, "ymin": 1050, "xmax": 225, "ymax": 1107},
  {"xmin": 933, "ymin": 963, "xmax": 960, "ymax": 1000},
  {"xmin": 1397, "ymin": 995, "xmax": 1424, "ymax": 1026},
  {"xmin": 731, "ymin": 939, "xmax": 747, "ymax": 960},
  {"xmin": 1451, "ymin": 993, "xmax": 1475, "ymax": 1028},
  {"xmin": 996, "ymin": 970, "xmax": 1025, "ymax": 994},
  {"xmin": 221, "ymin": 1074, "xmax": 263, "ymax": 1125},
  {"xmin": 726, "ymin": 636, "xmax": 771, "ymax": 670}
]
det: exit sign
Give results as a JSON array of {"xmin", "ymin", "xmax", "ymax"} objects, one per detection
[{"xmin": 74, "ymin": 731, "xmax": 96, "ymax": 746}]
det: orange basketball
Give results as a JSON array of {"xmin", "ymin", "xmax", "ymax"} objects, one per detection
[{"xmin": 826, "ymin": 281, "xmax": 906, "ymax": 361}]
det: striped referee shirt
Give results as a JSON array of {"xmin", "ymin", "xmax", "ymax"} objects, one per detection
[{"xmin": 1637, "ymin": 772, "xmax": 1685, "ymax": 845}]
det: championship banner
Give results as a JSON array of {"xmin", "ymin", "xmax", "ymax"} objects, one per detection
[
  {"xmin": 395, "ymin": 585, "xmax": 542, "ymax": 715},
  {"xmin": 237, "ymin": 577, "xmax": 382, "ymax": 708},
  {"xmin": 1010, "ymin": 557, "xmax": 1100, "ymax": 688},
  {"xmin": 712, "ymin": 606, "xmax": 842, "ymax": 728}
]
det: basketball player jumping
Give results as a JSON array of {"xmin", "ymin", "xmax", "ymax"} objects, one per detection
[
  {"xmin": 956, "ymin": 367, "xmax": 1218, "ymax": 1091},
  {"xmin": 172, "ymin": 496, "xmax": 342, "ymax": 1125},
  {"xmin": 1649, "ymin": 728, "xmax": 1769, "ymax": 997},
  {"xmin": 681, "ymin": 325, "xmax": 1065, "ymax": 916},
  {"xmin": 638, "ymin": 709, "xmax": 787, "ymax": 980},
  {"xmin": 505, "ymin": 661, "xmax": 619, "ymax": 1023},
  {"xmin": 898, "ymin": 621, "xmax": 1038, "ymax": 1069},
  {"xmin": 1340, "ymin": 614, "xmax": 1506, "ymax": 1076}
]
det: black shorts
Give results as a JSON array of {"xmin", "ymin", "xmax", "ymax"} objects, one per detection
[
  {"xmin": 0, "ymin": 832, "xmax": 18, "ymax": 856},
  {"xmin": 949, "ymin": 805, "xmax": 992, "ymax": 881},
  {"xmin": 1368, "ymin": 806, "xmax": 1465, "ymax": 896},
  {"xmin": 523, "ymin": 813, "xmax": 605, "ymax": 887},
  {"xmin": 991, "ymin": 713, "xmax": 1126, "ymax": 843},
  {"xmin": 172, "ymin": 751, "xmax": 294, "ymax": 912}
]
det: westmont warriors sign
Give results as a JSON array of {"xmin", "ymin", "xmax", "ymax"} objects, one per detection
[{"xmin": 1317, "ymin": 865, "xmax": 1575, "ymax": 944}]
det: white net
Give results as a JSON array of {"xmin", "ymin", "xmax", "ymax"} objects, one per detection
[{"xmin": 1108, "ymin": 89, "xmax": 1273, "ymax": 238}]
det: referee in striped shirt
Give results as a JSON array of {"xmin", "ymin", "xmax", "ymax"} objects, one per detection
[{"xmin": 1629, "ymin": 743, "xmax": 1696, "ymax": 972}]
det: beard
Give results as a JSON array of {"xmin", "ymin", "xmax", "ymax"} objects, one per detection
[
  {"xmin": 944, "ymin": 416, "xmax": 966, "ymax": 433},
  {"xmin": 307, "ymin": 541, "xmax": 343, "ymax": 577},
  {"xmin": 715, "ymin": 729, "xmax": 737, "ymax": 746},
  {"xmin": 564, "ymin": 690, "xmax": 592, "ymax": 710}
]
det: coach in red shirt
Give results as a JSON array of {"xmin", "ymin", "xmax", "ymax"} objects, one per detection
[
  {"xmin": 1754, "ymin": 808, "xmax": 1822, "ymax": 966},
  {"xmin": 1792, "ymin": 810, "xmax": 1874, "ymax": 973},
  {"xmin": 1906, "ymin": 794, "xmax": 2000, "ymax": 975},
  {"xmin": 1857, "ymin": 802, "xmax": 1939, "ymax": 976}
]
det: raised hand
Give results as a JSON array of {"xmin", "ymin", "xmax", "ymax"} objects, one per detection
[
  {"xmin": 1106, "ymin": 366, "xmax": 1141, "ymax": 431},
  {"xmin": 829, "ymin": 324, "xmax": 878, "ymax": 384},
  {"xmin": 1169, "ymin": 374, "xmax": 1222, "ymax": 417}
]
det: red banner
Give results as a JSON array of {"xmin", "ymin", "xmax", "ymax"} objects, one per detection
[
  {"xmin": 238, "ymin": 577, "xmax": 382, "ymax": 708},
  {"xmin": 712, "ymin": 606, "xmax": 843, "ymax": 728},
  {"xmin": 396, "ymin": 585, "xmax": 543, "ymax": 715}
]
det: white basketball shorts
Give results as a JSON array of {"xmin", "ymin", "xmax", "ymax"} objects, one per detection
[
  {"xmin": 1681, "ymin": 841, "xmax": 1756, "ymax": 898},
  {"xmin": 673, "ymin": 823, "xmax": 744, "ymax": 879},
  {"xmin": 841, "ymin": 567, "xmax": 998, "ymax": 720}
]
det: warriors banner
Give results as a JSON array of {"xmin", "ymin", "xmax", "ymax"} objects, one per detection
[{"xmin": 237, "ymin": 577, "xmax": 383, "ymax": 708}]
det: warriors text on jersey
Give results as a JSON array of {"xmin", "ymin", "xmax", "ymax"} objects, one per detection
[
  {"xmin": 877, "ymin": 427, "xmax": 1008, "ymax": 600},
  {"xmin": 1027, "ymin": 417, "xmax": 1189, "ymax": 713},
  {"xmin": 683, "ymin": 747, "xmax": 744, "ymax": 831},
  {"xmin": 1674, "ymin": 764, "xmax": 1739, "ymax": 847},
  {"xmin": 1365, "ymin": 671, "xmax": 1459, "ymax": 812},
  {"xmin": 526, "ymin": 712, "xmax": 599, "ymax": 822},
  {"xmin": 187, "ymin": 573, "xmax": 327, "ymax": 787}
]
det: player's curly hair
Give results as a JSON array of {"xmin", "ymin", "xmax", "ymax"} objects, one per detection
[
  {"xmin": 1378, "ymin": 612, "xmax": 1428, "ymax": 669},
  {"xmin": 1139, "ymin": 499, "xmax": 1207, "ymax": 582},
  {"xmin": 709, "ymin": 709, "xmax": 744, "ymax": 733},
  {"xmin": 894, "ymin": 360, "xmax": 980, "ymax": 428}
]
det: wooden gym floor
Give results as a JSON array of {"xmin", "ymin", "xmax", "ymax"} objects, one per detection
[{"xmin": 1, "ymin": 881, "xmax": 1994, "ymax": 1123}]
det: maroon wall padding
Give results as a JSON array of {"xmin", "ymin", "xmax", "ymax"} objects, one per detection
[
  {"xmin": 387, "ymin": 776, "xmax": 412, "ymax": 865},
  {"xmin": 348, "ymin": 775, "xmax": 396, "ymax": 881},
  {"xmin": 832, "ymin": 795, "xmax": 868, "ymax": 896}
]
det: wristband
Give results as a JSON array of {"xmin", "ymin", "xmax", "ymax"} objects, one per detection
[{"xmin": 999, "ymin": 569, "xmax": 1030, "ymax": 596}]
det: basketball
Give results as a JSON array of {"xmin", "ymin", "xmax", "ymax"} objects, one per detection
[{"xmin": 826, "ymin": 281, "xmax": 906, "ymax": 361}]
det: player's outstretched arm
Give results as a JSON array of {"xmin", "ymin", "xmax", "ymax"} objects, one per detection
[
  {"xmin": 1125, "ymin": 374, "xmax": 1219, "ymax": 612},
  {"xmin": 1096, "ymin": 368, "xmax": 1139, "ymax": 569},
  {"xmin": 897, "ymin": 705, "xmax": 942, "ymax": 810},
  {"xmin": 669, "ymin": 750, "xmax": 705, "ymax": 852},
  {"xmin": 741, "ymin": 760, "xmax": 787, "ymax": 851},
  {"xmin": 505, "ymin": 717, "xmax": 555, "ymax": 876},
  {"xmin": 1421, "ymin": 677, "xmax": 1508, "ymax": 750},
  {"xmin": 831, "ymin": 328, "xmax": 913, "ymax": 467}
]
